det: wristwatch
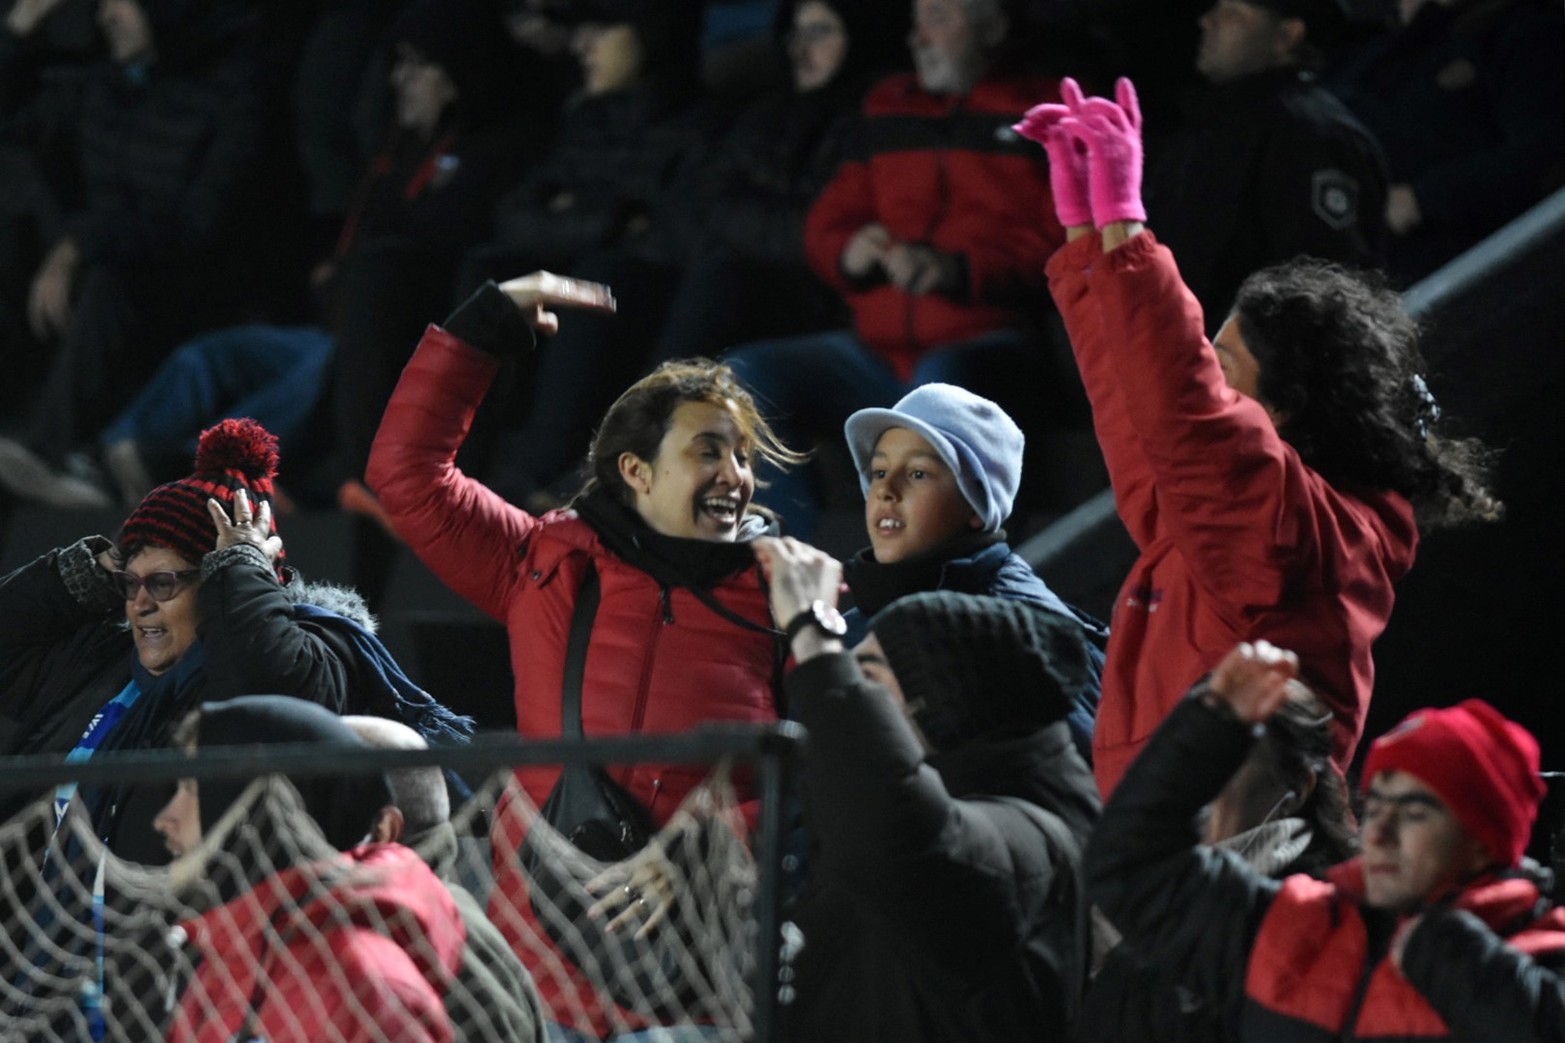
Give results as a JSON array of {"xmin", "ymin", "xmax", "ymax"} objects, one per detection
[{"xmin": 784, "ymin": 600, "xmax": 848, "ymax": 644}]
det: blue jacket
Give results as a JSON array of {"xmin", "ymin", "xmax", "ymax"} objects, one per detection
[{"xmin": 843, "ymin": 540, "xmax": 1105, "ymax": 760}]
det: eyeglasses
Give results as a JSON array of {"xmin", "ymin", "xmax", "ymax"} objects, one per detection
[{"xmin": 110, "ymin": 569, "xmax": 202, "ymax": 602}]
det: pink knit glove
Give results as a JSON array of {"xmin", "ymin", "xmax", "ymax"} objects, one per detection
[
  {"xmin": 1013, "ymin": 77, "xmax": 1092, "ymax": 229},
  {"xmin": 1063, "ymin": 77, "xmax": 1147, "ymax": 227}
]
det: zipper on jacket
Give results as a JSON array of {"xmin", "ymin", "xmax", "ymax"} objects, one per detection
[
  {"xmin": 659, "ymin": 585, "xmax": 674, "ymax": 624},
  {"xmin": 1337, "ymin": 948, "xmax": 1379, "ymax": 1041},
  {"xmin": 629, "ymin": 586, "xmax": 672, "ymax": 738}
]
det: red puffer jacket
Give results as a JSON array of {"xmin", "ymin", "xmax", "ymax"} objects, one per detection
[
  {"xmin": 805, "ymin": 70, "xmax": 1066, "ymax": 380},
  {"xmin": 170, "ymin": 843, "xmax": 464, "ymax": 1043},
  {"xmin": 1048, "ymin": 232, "xmax": 1418, "ymax": 798},
  {"xmin": 367, "ymin": 327, "xmax": 781, "ymax": 1034}
]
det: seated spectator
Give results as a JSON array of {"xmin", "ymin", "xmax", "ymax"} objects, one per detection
[
  {"xmin": 59, "ymin": 0, "xmax": 532, "ymax": 510},
  {"xmin": 1078, "ymin": 674, "xmax": 1358, "ymax": 1041},
  {"xmin": 754, "ymin": 536, "xmax": 1099, "ymax": 1041},
  {"xmin": 841, "ymin": 382, "xmax": 1106, "ymax": 755},
  {"xmin": 0, "ymin": 0, "xmax": 269, "ymax": 506},
  {"xmin": 345, "ymin": 714, "xmax": 547, "ymax": 1043},
  {"xmin": 489, "ymin": 0, "xmax": 908, "ymax": 510},
  {"xmin": 1143, "ymin": 0, "xmax": 1389, "ymax": 331},
  {"xmin": 1326, "ymin": 0, "xmax": 1565, "ymax": 281},
  {"xmin": 155, "ymin": 695, "xmax": 464, "ymax": 1043},
  {"xmin": 723, "ymin": 0, "xmax": 1070, "ymax": 537},
  {"xmin": 0, "ymin": 418, "xmax": 469, "ymax": 864},
  {"xmin": 1087, "ymin": 641, "xmax": 1565, "ymax": 1041},
  {"xmin": 1017, "ymin": 76, "xmax": 1500, "ymax": 797},
  {"xmin": 366, "ymin": 272, "xmax": 801, "ymax": 1039},
  {"xmin": 453, "ymin": 0, "xmax": 716, "ymax": 508}
]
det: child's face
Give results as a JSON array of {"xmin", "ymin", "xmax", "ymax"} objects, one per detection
[{"xmin": 863, "ymin": 427, "xmax": 981, "ymax": 563}]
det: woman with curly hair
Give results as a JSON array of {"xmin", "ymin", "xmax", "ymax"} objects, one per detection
[{"xmin": 1015, "ymin": 77, "xmax": 1499, "ymax": 797}]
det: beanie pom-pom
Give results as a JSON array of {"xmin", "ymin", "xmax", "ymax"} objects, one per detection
[{"xmin": 195, "ymin": 418, "xmax": 279, "ymax": 482}]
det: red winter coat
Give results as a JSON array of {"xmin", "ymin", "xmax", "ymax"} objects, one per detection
[
  {"xmin": 1242, "ymin": 862, "xmax": 1565, "ymax": 1040},
  {"xmin": 367, "ymin": 327, "xmax": 781, "ymax": 1034},
  {"xmin": 806, "ymin": 71, "xmax": 1065, "ymax": 380},
  {"xmin": 1048, "ymin": 232, "xmax": 1418, "ymax": 797},
  {"xmin": 169, "ymin": 844, "xmax": 464, "ymax": 1043}
]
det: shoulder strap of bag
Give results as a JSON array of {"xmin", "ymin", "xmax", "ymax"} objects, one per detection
[{"xmin": 561, "ymin": 560, "xmax": 601, "ymax": 739}]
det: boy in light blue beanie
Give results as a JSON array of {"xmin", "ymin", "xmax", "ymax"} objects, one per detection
[{"xmin": 842, "ymin": 383, "xmax": 1105, "ymax": 757}]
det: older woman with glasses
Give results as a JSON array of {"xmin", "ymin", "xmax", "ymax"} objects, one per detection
[{"xmin": 0, "ymin": 418, "xmax": 468, "ymax": 864}]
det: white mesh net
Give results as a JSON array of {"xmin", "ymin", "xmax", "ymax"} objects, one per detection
[{"xmin": 0, "ymin": 764, "xmax": 762, "ymax": 1042}]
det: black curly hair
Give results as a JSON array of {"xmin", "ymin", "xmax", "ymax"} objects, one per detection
[{"xmin": 1231, "ymin": 259, "xmax": 1502, "ymax": 529}]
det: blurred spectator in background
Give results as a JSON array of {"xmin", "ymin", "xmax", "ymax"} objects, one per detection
[
  {"xmin": 724, "ymin": 0, "xmax": 1070, "ymax": 538},
  {"xmin": 1078, "ymin": 675, "xmax": 1359, "ymax": 1041},
  {"xmin": 1144, "ymin": 0, "xmax": 1389, "ymax": 331},
  {"xmin": 487, "ymin": 0, "xmax": 909, "ymax": 511},
  {"xmin": 452, "ymin": 0, "xmax": 716, "ymax": 507},
  {"xmin": 47, "ymin": 0, "xmax": 533, "ymax": 514},
  {"xmin": 1087, "ymin": 642, "xmax": 1565, "ymax": 1042},
  {"xmin": 756, "ymin": 536, "xmax": 1099, "ymax": 1042},
  {"xmin": 158, "ymin": 696, "xmax": 463, "ymax": 1043},
  {"xmin": 346, "ymin": 714, "xmax": 548, "ymax": 1043},
  {"xmin": 0, "ymin": 0, "xmax": 269, "ymax": 507},
  {"xmin": 1326, "ymin": 0, "xmax": 1565, "ymax": 282}
]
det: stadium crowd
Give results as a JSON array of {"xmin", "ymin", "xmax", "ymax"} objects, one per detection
[{"xmin": 0, "ymin": 0, "xmax": 1562, "ymax": 1040}]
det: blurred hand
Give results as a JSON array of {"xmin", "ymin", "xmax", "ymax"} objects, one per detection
[
  {"xmin": 28, "ymin": 237, "xmax": 78, "ymax": 340},
  {"xmin": 584, "ymin": 812, "xmax": 689, "ymax": 939},
  {"xmin": 495, "ymin": 270, "xmax": 617, "ymax": 335},
  {"xmin": 884, "ymin": 242, "xmax": 960, "ymax": 295},
  {"xmin": 1205, "ymin": 640, "xmax": 1298, "ymax": 724},
  {"xmin": 208, "ymin": 488, "xmax": 283, "ymax": 563},
  {"xmin": 1386, "ymin": 184, "xmax": 1422, "ymax": 236},
  {"xmin": 7, "ymin": 0, "xmax": 71, "ymax": 36},
  {"xmin": 753, "ymin": 536, "xmax": 842, "ymax": 632},
  {"xmin": 840, "ymin": 222, "xmax": 891, "ymax": 280}
]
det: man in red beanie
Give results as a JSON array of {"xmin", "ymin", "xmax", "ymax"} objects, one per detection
[{"xmin": 1086, "ymin": 641, "xmax": 1564, "ymax": 1042}]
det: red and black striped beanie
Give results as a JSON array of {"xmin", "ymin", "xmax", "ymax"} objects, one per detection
[{"xmin": 119, "ymin": 418, "xmax": 282, "ymax": 569}]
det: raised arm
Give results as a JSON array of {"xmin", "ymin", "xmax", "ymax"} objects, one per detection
[
  {"xmin": 366, "ymin": 274, "xmax": 615, "ymax": 621},
  {"xmin": 1020, "ymin": 79, "xmax": 1159, "ymax": 545}
]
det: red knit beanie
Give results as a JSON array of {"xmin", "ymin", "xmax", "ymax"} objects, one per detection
[
  {"xmin": 119, "ymin": 418, "xmax": 282, "ymax": 570},
  {"xmin": 1362, "ymin": 699, "xmax": 1544, "ymax": 867}
]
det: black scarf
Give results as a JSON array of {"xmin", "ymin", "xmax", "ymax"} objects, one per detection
[
  {"xmin": 574, "ymin": 487, "xmax": 774, "ymax": 591},
  {"xmin": 844, "ymin": 530, "xmax": 1004, "ymax": 619}
]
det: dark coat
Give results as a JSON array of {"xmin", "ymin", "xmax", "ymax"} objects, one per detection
[
  {"xmin": 1328, "ymin": 0, "xmax": 1565, "ymax": 274},
  {"xmin": 842, "ymin": 537, "xmax": 1106, "ymax": 758},
  {"xmin": 485, "ymin": 85, "xmax": 715, "ymax": 269},
  {"xmin": 782, "ymin": 652, "xmax": 1099, "ymax": 1042},
  {"xmin": 1086, "ymin": 694, "xmax": 1565, "ymax": 1042},
  {"xmin": 0, "ymin": 538, "xmax": 433, "ymax": 863},
  {"xmin": 1143, "ymin": 69, "xmax": 1389, "ymax": 330}
]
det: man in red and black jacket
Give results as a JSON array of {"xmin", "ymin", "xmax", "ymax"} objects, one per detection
[
  {"xmin": 723, "ymin": 0, "xmax": 1067, "ymax": 538},
  {"xmin": 1088, "ymin": 640, "xmax": 1565, "ymax": 1042}
]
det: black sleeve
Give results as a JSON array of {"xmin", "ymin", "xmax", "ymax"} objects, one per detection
[
  {"xmin": 442, "ymin": 279, "xmax": 539, "ymax": 360},
  {"xmin": 1401, "ymin": 906, "xmax": 1565, "ymax": 1043},
  {"xmin": 786, "ymin": 653, "xmax": 1084, "ymax": 945},
  {"xmin": 195, "ymin": 544, "xmax": 352, "ymax": 712},
  {"xmin": 1085, "ymin": 694, "xmax": 1284, "ymax": 1022}
]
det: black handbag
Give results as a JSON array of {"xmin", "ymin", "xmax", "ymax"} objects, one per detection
[{"xmin": 519, "ymin": 562, "xmax": 699, "ymax": 1017}]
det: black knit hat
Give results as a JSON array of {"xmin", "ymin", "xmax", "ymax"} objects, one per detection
[
  {"xmin": 119, "ymin": 417, "xmax": 281, "ymax": 570},
  {"xmin": 195, "ymin": 696, "xmax": 391, "ymax": 853},
  {"xmin": 869, "ymin": 592, "xmax": 1090, "ymax": 752}
]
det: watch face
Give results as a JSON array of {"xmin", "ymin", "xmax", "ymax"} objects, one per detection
[{"xmin": 813, "ymin": 599, "xmax": 848, "ymax": 637}]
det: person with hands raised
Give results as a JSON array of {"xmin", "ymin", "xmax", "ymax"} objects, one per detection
[
  {"xmin": 757, "ymin": 533, "xmax": 1099, "ymax": 1041},
  {"xmin": 368, "ymin": 272, "xmax": 801, "ymax": 1039},
  {"xmin": 1087, "ymin": 641, "xmax": 1565, "ymax": 1042},
  {"xmin": 1016, "ymin": 76, "xmax": 1499, "ymax": 798},
  {"xmin": 0, "ymin": 417, "xmax": 468, "ymax": 864}
]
